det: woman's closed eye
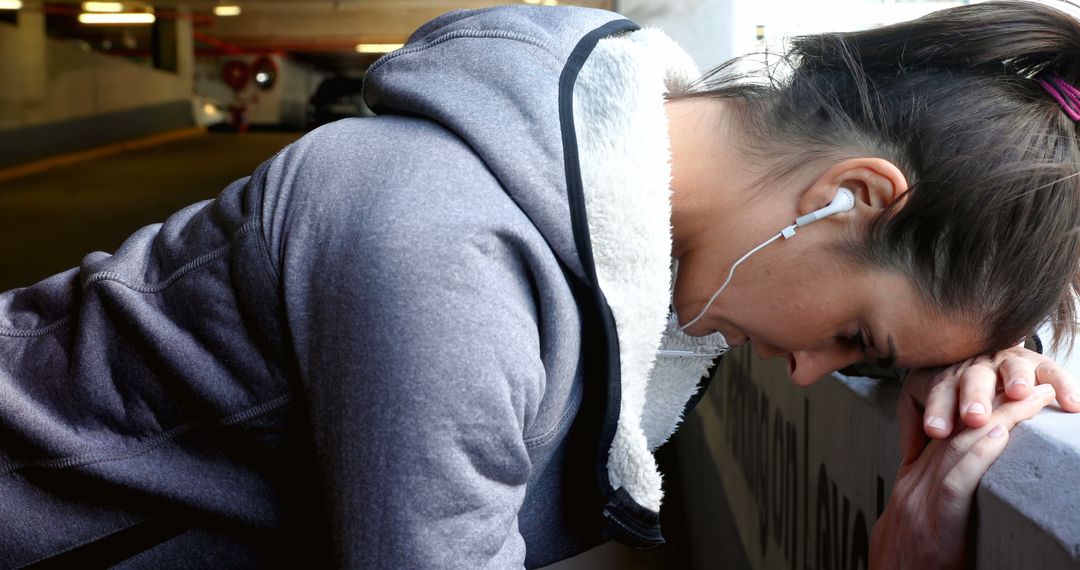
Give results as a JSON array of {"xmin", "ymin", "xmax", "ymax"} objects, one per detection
[
  {"xmin": 849, "ymin": 330, "xmax": 899, "ymax": 369},
  {"xmin": 849, "ymin": 331, "xmax": 870, "ymax": 360}
]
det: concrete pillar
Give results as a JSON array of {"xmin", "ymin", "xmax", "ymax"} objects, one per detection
[
  {"xmin": 175, "ymin": 7, "xmax": 194, "ymax": 97},
  {"xmin": 0, "ymin": 0, "xmax": 47, "ymax": 126},
  {"xmin": 152, "ymin": 11, "xmax": 179, "ymax": 72},
  {"xmin": 150, "ymin": 6, "xmax": 193, "ymax": 97},
  {"xmin": 18, "ymin": 2, "xmax": 45, "ymax": 102}
]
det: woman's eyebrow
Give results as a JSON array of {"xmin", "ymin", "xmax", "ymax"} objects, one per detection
[{"xmin": 877, "ymin": 335, "xmax": 898, "ymax": 368}]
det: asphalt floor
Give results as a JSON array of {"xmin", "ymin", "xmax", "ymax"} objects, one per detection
[{"xmin": 0, "ymin": 131, "xmax": 301, "ymax": 291}]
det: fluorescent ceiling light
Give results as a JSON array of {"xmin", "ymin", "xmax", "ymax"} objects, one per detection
[
  {"xmin": 0, "ymin": 1, "xmax": 23, "ymax": 9},
  {"xmin": 82, "ymin": 1, "xmax": 125, "ymax": 11},
  {"xmin": 213, "ymin": 5, "xmax": 241, "ymax": 16},
  {"xmin": 355, "ymin": 43, "xmax": 403, "ymax": 53},
  {"xmin": 79, "ymin": 12, "xmax": 156, "ymax": 24}
]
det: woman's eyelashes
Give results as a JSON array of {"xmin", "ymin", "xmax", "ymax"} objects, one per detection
[
  {"xmin": 847, "ymin": 330, "xmax": 898, "ymax": 368},
  {"xmin": 849, "ymin": 330, "xmax": 870, "ymax": 359}
]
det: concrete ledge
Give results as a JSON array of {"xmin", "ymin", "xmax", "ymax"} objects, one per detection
[
  {"xmin": 0, "ymin": 100, "xmax": 194, "ymax": 170},
  {"xmin": 680, "ymin": 345, "xmax": 1080, "ymax": 569},
  {"xmin": 979, "ymin": 408, "xmax": 1080, "ymax": 566}
]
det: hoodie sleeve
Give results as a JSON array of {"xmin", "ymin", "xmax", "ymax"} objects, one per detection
[{"xmin": 261, "ymin": 118, "xmax": 545, "ymax": 568}]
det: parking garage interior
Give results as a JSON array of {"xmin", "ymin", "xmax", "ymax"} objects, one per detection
[{"xmin": 2, "ymin": 1, "xmax": 1079, "ymax": 568}]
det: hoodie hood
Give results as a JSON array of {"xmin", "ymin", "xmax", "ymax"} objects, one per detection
[
  {"xmin": 363, "ymin": 5, "xmax": 726, "ymax": 542},
  {"xmin": 364, "ymin": 6, "xmax": 633, "ymax": 284}
]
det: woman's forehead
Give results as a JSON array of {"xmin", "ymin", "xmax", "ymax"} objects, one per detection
[{"xmin": 867, "ymin": 271, "xmax": 985, "ymax": 368}]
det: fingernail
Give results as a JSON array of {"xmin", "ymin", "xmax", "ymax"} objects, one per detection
[
  {"xmin": 1008, "ymin": 378, "xmax": 1029, "ymax": 390},
  {"xmin": 1035, "ymin": 384, "xmax": 1055, "ymax": 396},
  {"xmin": 987, "ymin": 425, "xmax": 1006, "ymax": 439},
  {"xmin": 1069, "ymin": 393, "xmax": 1080, "ymax": 405},
  {"xmin": 966, "ymin": 402, "xmax": 986, "ymax": 415},
  {"xmin": 928, "ymin": 416, "xmax": 947, "ymax": 430}
]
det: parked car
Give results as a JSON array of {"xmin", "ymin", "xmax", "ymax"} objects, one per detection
[{"xmin": 306, "ymin": 76, "xmax": 373, "ymax": 130}]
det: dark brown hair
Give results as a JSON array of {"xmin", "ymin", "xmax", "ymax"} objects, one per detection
[{"xmin": 673, "ymin": 0, "xmax": 1080, "ymax": 352}]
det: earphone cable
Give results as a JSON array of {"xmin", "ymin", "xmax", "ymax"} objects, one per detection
[{"xmin": 675, "ymin": 229, "xmax": 786, "ymax": 333}]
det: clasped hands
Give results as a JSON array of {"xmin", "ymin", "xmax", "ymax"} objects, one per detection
[{"xmin": 869, "ymin": 344, "xmax": 1078, "ymax": 568}]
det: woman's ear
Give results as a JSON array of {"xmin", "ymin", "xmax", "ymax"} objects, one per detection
[{"xmin": 798, "ymin": 158, "xmax": 909, "ymax": 217}]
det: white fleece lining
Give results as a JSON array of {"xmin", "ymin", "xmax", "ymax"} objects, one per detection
[{"xmin": 574, "ymin": 29, "xmax": 728, "ymax": 513}]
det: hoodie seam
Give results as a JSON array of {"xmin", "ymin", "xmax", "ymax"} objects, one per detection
[
  {"xmin": 0, "ymin": 393, "xmax": 292, "ymax": 476},
  {"xmin": 0, "ymin": 220, "xmax": 259, "ymax": 339},
  {"xmin": 82, "ymin": 220, "xmax": 258, "ymax": 294},
  {"xmin": 368, "ymin": 29, "xmax": 559, "ymax": 77},
  {"xmin": 523, "ymin": 382, "xmax": 583, "ymax": 449}
]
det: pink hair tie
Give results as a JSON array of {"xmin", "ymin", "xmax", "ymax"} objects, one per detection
[{"xmin": 1037, "ymin": 73, "xmax": 1080, "ymax": 121}]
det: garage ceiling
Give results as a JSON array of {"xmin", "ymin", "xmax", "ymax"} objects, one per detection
[{"xmin": 39, "ymin": 0, "xmax": 614, "ymax": 71}]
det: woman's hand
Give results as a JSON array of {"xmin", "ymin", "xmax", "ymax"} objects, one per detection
[
  {"xmin": 869, "ymin": 368, "xmax": 1057, "ymax": 569},
  {"xmin": 919, "ymin": 344, "xmax": 1079, "ymax": 438}
]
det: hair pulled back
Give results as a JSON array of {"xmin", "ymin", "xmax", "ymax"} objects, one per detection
[{"xmin": 675, "ymin": 0, "xmax": 1080, "ymax": 352}]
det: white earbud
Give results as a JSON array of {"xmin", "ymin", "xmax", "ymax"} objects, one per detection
[
  {"xmin": 670, "ymin": 187, "xmax": 857, "ymax": 338},
  {"xmin": 795, "ymin": 187, "xmax": 856, "ymax": 227}
]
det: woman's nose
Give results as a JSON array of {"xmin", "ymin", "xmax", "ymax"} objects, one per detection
[{"xmin": 789, "ymin": 345, "xmax": 863, "ymax": 386}]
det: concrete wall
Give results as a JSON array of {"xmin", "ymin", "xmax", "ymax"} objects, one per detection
[
  {"xmin": 678, "ymin": 344, "xmax": 1080, "ymax": 569},
  {"xmin": 0, "ymin": 3, "xmax": 194, "ymax": 167},
  {"xmin": 0, "ymin": 5, "xmax": 192, "ymax": 131}
]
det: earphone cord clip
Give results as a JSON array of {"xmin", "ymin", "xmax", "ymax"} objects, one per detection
[{"xmin": 674, "ymin": 224, "xmax": 796, "ymax": 333}]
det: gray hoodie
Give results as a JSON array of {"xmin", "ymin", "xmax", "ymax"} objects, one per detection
[{"xmin": 0, "ymin": 6, "xmax": 725, "ymax": 568}]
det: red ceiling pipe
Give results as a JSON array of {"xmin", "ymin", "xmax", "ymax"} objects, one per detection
[{"xmin": 192, "ymin": 30, "xmax": 248, "ymax": 55}]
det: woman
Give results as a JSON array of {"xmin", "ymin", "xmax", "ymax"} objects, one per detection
[{"xmin": 0, "ymin": 1, "xmax": 1076, "ymax": 568}]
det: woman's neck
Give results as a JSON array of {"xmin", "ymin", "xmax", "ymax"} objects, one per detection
[{"xmin": 666, "ymin": 97, "xmax": 762, "ymax": 261}]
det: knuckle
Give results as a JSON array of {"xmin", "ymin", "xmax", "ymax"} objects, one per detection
[
  {"xmin": 961, "ymin": 364, "xmax": 994, "ymax": 383},
  {"xmin": 1002, "ymin": 356, "xmax": 1031, "ymax": 372},
  {"xmin": 960, "ymin": 381, "xmax": 993, "ymax": 399},
  {"xmin": 1038, "ymin": 363, "xmax": 1067, "ymax": 383},
  {"xmin": 958, "ymin": 372, "xmax": 996, "ymax": 396},
  {"xmin": 969, "ymin": 436, "xmax": 1004, "ymax": 462},
  {"xmin": 944, "ymin": 438, "xmax": 968, "ymax": 464},
  {"xmin": 938, "ymin": 473, "xmax": 966, "ymax": 504},
  {"xmin": 1003, "ymin": 345, "xmax": 1027, "ymax": 357},
  {"xmin": 929, "ymin": 368, "xmax": 957, "ymax": 384},
  {"xmin": 951, "ymin": 359, "xmax": 974, "ymax": 377},
  {"xmin": 928, "ymin": 381, "xmax": 956, "ymax": 398}
]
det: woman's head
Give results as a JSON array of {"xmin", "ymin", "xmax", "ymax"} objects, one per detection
[{"xmin": 672, "ymin": 0, "xmax": 1080, "ymax": 356}]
